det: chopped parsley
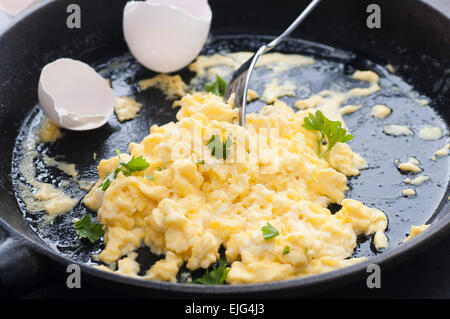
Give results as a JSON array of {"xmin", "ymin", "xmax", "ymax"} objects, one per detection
[
  {"xmin": 261, "ymin": 223, "xmax": 279, "ymax": 240},
  {"xmin": 99, "ymin": 170, "xmax": 117, "ymax": 191},
  {"xmin": 125, "ymin": 156, "xmax": 150, "ymax": 173},
  {"xmin": 193, "ymin": 258, "xmax": 230, "ymax": 285},
  {"xmin": 99, "ymin": 150, "xmax": 149, "ymax": 191},
  {"xmin": 205, "ymin": 74, "xmax": 227, "ymax": 97},
  {"xmin": 302, "ymin": 110, "xmax": 353, "ymax": 158},
  {"xmin": 282, "ymin": 246, "xmax": 290, "ymax": 255},
  {"xmin": 74, "ymin": 214, "xmax": 104, "ymax": 243},
  {"xmin": 206, "ymin": 134, "xmax": 234, "ymax": 160},
  {"xmin": 196, "ymin": 160, "xmax": 205, "ymax": 165}
]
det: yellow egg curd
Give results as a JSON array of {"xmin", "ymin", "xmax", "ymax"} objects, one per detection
[{"xmin": 84, "ymin": 92, "xmax": 387, "ymax": 284}]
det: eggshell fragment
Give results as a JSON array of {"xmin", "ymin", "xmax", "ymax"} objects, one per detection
[
  {"xmin": 123, "ymin": 0, "xmax": 212, "ymax": 73},
  {"xmin": 0, "ymin": 0, "xmax": 39, "ymax": 16},
  {"xmin": 38, "ymin": 58, "xmax": 115, "ymax": 131}
]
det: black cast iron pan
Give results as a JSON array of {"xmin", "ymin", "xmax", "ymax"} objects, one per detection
[{"xmin": 0, "ymin": 0, "xmax": 449, "ymax": 298}]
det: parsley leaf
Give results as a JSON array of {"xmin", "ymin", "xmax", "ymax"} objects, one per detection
[
  {"xmin": 99, "ymin": 168, "xmax": 121, "ymax": 191},
  {"xmin": 261, "ymin": 223, "xmax": 279, "ymax": 240},
  {"xmin": 74, "ymin": 214, "xmax": 104, "ymax": 243},
  {"xmin": 126, "ymin": 156, "xmax": 150, "ymax": 172},
  {"xmin": 99, "ymin": 150, "xmax": 150, "ymax": 191},
  {"xmin": 283, "ymin": 246, "xmax": 290, "ymax": 255},
  {"xmin": 193, "ymin": 258, "xmax": 230, "ymax": 285},
  {"xmin": 207, "ymin": 134, "xmax": 233, "ymax": 160},
  {"xmin": 196, "ymin": 160, "xmax": 205, "ymax": 164},
  {"xmin": 205, "ymin": 75, "xmax": 227, "ymax": 97},
  {"xmin": 302, "ymin": 110, "xmax": 353, "ymax": 158}
]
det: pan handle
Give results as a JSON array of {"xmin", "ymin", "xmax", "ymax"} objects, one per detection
[{"xmin": 0, "ymin": 227, "xmax": 48, "ymax": 297}]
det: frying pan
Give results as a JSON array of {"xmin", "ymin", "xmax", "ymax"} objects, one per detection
[{"xmin": 0, "ymin": 0, "xmax": 449, "ymax": 298}]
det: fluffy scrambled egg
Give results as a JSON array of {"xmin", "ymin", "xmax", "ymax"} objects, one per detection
[{"xmin": 84, "ymin": 92, "xmax": 388, "ymax": 284}]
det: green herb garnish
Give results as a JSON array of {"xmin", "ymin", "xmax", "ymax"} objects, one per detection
[
  {"xmin": 206, "ymin": 134, "xmax": 233, "ymax": 160},
  {"xmin": 196, "ymin": 160, "xmax": 205, "ymax": 165},
  {"xmin": 283, "ymin": 246, "xmax": 290, "ymax": 255},
  {"xmin": 205, "ymin": 75, "xmax": 227, "ymax": 97},
  {"xmin": 125, "ymin": 156, "xmax": 150, "ymax": 172},
  {"xmin": 99, "ymin": 170, "xmax": 117, "ymax": 191},
  {"xmin": 74, "ymin": 214, "xmax": 104, "ymax": 243},
  {"xmin": 99, "ymin": 150, "xmax": 149, "ymax": 191},
  {"xmin": 193, "ymin": 258, "xmax": 230, "ymax": 285},
  {"xmin": 261, "ymin": 223, "xmax": 279, "ymax": 240},
  {"xmin": 145, "ymin": 175, "xmax": 155, "ymax": 181},
  {"xmin": 302, "ymin": 110, "xmax": 353, "ymax": 158}
]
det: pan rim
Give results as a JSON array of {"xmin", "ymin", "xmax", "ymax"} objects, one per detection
[
  {"xmin": 1, "ymin": 212, "xmax": 449, "ymax": 295},
  {"xmin": 1, "ymin": 0, "xmax": 450, "ymax": 296}
]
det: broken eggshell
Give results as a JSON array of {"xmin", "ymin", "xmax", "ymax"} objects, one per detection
[
  {"xmin": 123, "ymin": 0, "xmax": 212, "ymax": 73},
  {"xmin": 0, "ymin": 0, "xmax": 40, "ymax": 16},
  {"xmin": 38, "ymin": 58, "xmax": 115, "ymax": 131}
]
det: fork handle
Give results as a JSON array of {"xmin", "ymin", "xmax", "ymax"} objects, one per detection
[
  {"xmin": 264, "ymin": 0, "xmax": 322, "ymax": 53},
  {"xmin": 238, "ymin": 0, "xmax": 322, "ymax": 125}
]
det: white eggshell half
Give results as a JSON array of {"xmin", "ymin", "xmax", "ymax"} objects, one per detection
[
  {"xmin": 0, "ymin": 0, "xmax": 39, "ymax": 16},
  {"xmin": 123, "ymin": 0, "xmax": 212, "ymax": 73},
  {"xmin": 38, "ymin": 58, "xmax": 115, "ymax": 131}
]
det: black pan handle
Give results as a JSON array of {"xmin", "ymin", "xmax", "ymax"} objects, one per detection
[{"xmin": 0, "ymin": 227, "xmax": 48, "ymax": 298}]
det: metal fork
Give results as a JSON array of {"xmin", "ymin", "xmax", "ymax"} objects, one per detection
[{"xmin": 224, "ymin": 0, "xmax": 322, "ymax": 126}]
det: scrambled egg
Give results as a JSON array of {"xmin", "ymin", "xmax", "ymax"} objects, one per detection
[
  {"xmin": 398, "ymin": 157, "xmax": 422, "ymax": 174},
  {"xmin": 418, "ymin": 126, "xmax": 442, "ymax": 140},
  {"xmin": 404, "ymin": 175, "xmax": 430, "ymax": 186},
  {"xmin": 403, "ymin": 225, "xmax": 429, "ymax": 243},
  {"xmin": 188, "ymin": 52, "xmax": 314, "ymax": 82},
  {"xmin": 138, "ymin": 74, "xmax": 187, "ymax": 99},
  {"xmin": 19, "ymin": 118, "xmax": 79, "ymax": 218},
  {"xmin": 402, "ymin": 188, "xmax": 416, "ymax": 197},
  {"xmin": 340, "ymin": 105, "xmax": 362, "ymax": 115},
  {"xmin": 247, "ymin": 89, "xmax": 259, "ymax": 102},
  {"xmin": 383, "ymin": 125, "xmax": 413, "ymax": 136},
  {"xmin": 431, "ymin": 143, "xmax": 450, "ymax": 161},
  {"xmin": 292, "ymin": 69, "xmax": 381, "ymax": 128},
  {"xmin": 262, "ymin": 79, "xmax": 297, "ymax": 103},
  {"xmin": 84, "ymin": 92, "xmax": 388, "ymax": 284},
  {"xmin": 371, "ymin": 104, "xmax": 391, "ymax": 119},
  {"xmin": 114, "ymin": 96, "xmax": 143, "ymax": 122}
]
